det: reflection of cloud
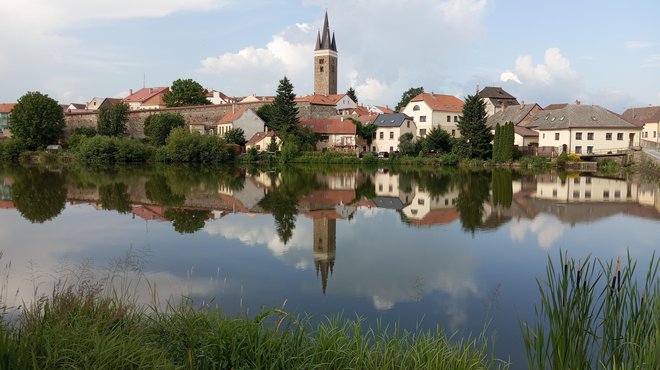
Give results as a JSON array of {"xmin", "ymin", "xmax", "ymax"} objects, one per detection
[
  {"xmin": 372, "ymin": 296, "xmax": 394, "ymax": 311},
  {"xmin": 358, "ymin": 206, "xmax": 384, "ymax": 219},
  {"xmin": 510, "ymin": 214, "xmax": 565, "ymax": 250}
]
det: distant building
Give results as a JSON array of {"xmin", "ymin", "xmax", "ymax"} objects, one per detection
[
  {"xmin": 622, "ymin": 106, "xmax": 660, "ymax": 147},
  {"xmin": 299, "ymin": 117, "xmax": 358, "ymax": 151},
  {"xmin": 0, "ymin": 103, "xmax": 16, "ymax": 137},
  {"xmin": 371, "ymin": 113, "xmax": 416, "ymax": 153},
  {"xmin": 486, "ymin": 103, "xmax": 543, "ymax": 147},
  {"xmin": 122, "ymin": 87, "xmax": 169, "ymax": 110},
  {"xmin": 65, "ymin": 103, "xmax": 87, "ymax": 112},
  {"xmin": 327, "ymin": 94, "xmax": 357, "ymax": 115},
  {"xmin": 478, "ymin": 86, "xmax": 519, "ymax": 116},
  {"xmin": 246, "ymin": 131, "xmax": 281, "ymax": 152},
  {"xmin": 206, "ymin": 90, "xmax": 237, "ymax": 105},
  {"xmin": 85, "ymin": 97, "xmax": 104, "ymax": 110},
  {"xmin": 401, "ymin": 93, "xmax": 463, "ymax": 138},
  {"xmin": 314, "ymin": 11, "xmax": 338, "ymax": 96},
  {"xmin": 527, "ymin": 104, "xmax": 642, "ymax": 155},
  {"xmin": 216, "ymin": 107, "xmax": 267, "ymax": 140}
]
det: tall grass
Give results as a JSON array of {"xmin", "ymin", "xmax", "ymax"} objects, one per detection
[{"xmin": 521, "ymin": 251, "xmax": 659, "ymax": 369}]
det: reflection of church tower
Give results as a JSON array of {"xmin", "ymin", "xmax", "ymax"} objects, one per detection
[
  {"xmin": 313, "ymin": 217, "xmax": 336, "ymax": 294},
  {"xmin": 314, "ymin": 11, "xmax": 338, "ymax": 95}
]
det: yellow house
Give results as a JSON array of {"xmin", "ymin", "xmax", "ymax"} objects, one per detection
[{"xmin": 622, "ymin": 106, "xmax": 660, "ymax": 147}]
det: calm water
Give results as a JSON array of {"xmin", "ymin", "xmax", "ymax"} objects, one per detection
[{"xmin": 1, "ymin": 164, "xmax": 659, "ymax": 367}]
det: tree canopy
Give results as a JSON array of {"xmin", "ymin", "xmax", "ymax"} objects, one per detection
[
  {"xmin": 163, "ymin": 79, "xmax": 211, "ymax": 107},
  {"xmin": 346, "ymin": 87, "xmax": 358, "ymax": 104},
  {"xmin": 269, "ymin": 76, "xmax": 299, "ymax": 135},
  {"xmin": 224, "ymin": 128, "xmax": 247, "ymax": 146},
  {"xmin": 256, "ymin": 103, "xmax": 276, "ymax": 125},
  {"xmin": 398, "ymin": 132, "xmax": 419, "ymax": 156},
  {"xmin": 97, "ymin": 102, "xmax": 129, "ymax": 137},
  {"xmin": 457, "ymin": 94, "xmax": 492, "ymax": 159},
  {"xmin": 10, "ymin": 91, "xmax": 65, "ymax": 150},
  {"xmin": 421, "ymin": 127, "xmax": 452, "ymax": 154},
  {"xmin": 144, "ymin": 112, "xmax": 186, "ymax": 146},
  {"xmin": 395, "ymin": 86, "xmax": 424, "ymax": 112},
  {"xmin": 351, "ymin": 118, "xmax": 377, "ymax": 147}
]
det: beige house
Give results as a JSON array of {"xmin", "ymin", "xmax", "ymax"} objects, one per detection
[
  {"xmin": 528, "ymin": 104, "xmax": 641, "ymax": 155},
  {"xmin": 327, "ymin": 94, "xmax": 357, "ymax": 115},
  {"xmin": 371, "ymin": 113, "xmax": 416, "ymax": 153},
  {"xmin": 487, "ymin": 103, "xmax": 543, "ymax": 147},
  {"xmin": 478, "ymin": 86, "xmax": 519, "ymax": 117},
  {"xmin": 246, "ymin": 131, "xmax": 281, "ymax": 152},
  {"xmin": 299, "ymin": 117, "xmax": 357, "ymax": 150},
  {"xmin": 122, "ymin": 87, "xmax": 169, "ymax": 110},
  {"xmin": 622, "ymin": 106, "xmax": 660, "ymax": 147},
  {"xmin": 206, "ymin": 90, "xmax": 237, "ymax": 105},
  {"xmin": 216, "ymin": 107, "xmax": 266, "ymax": 140},
  {"xmin": 401, "ymin": 93, "xmax": 463, "ymax": 138},
  {"xmin": 402, "ymin": 184, "xmax": 460, "ymax": 227}
]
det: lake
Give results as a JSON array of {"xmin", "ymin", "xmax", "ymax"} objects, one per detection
[{"xmin": 1, "ymin": 163, "xmax": 659, "ymax": 367}]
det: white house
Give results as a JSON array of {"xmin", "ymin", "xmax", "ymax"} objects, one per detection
[
  {"xmin": 327, "ymin": 94, "xmax": 357, "ymax": 115},
  {"xmin": 371, "ymin": 113, "xmax": 416, "ymax": 153},
  {"xmin": 299, "ymin": 117, "xmax": 357, "ymax": 150},
  {"xmin": 478, "ymin": 86, "xmax": 519, "ymax": 117},
  {"xmin": 216, "ymin": 107, "xmax": 267, "ymax": 140},
  {"xmin": 528, "ymin": 104, "xmax": 642, "ymax": 155},
  {"xmin": 206, "ymin": 90, "xmax": 237, "ymax": 105},
  {"xmin": 401, "ymin": 93, "xmax": 463, "ymax": 139},
  {"xmin": 622, "ymin": 106, "xmax": 660, "ymax": 147}
]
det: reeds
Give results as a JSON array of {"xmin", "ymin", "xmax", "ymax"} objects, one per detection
[{"xmin": 521, "ymin": 250, "xmax": 659, "ymax": 369}]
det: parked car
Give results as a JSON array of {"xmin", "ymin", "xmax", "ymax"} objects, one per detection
[{"xmin": 377, "ymin": 151, "xmax": 389, "ymax": 158}]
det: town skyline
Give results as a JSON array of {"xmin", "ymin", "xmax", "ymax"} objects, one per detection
[{"xmin": 1, "ymin": 0, "xmax": 659, "ymax": 112}]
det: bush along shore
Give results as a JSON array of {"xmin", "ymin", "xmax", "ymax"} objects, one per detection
[{"xmin": 0, "ymin": 285, "xmax": 506, "ymax": 369}]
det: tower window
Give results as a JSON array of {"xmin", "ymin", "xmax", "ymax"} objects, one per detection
[
  {"xmin": 320, "ymin": 66, "xmax": 324, "ymax": 72},
  {"xmin": 319, "ymin": 59, "xmax": 325, "ymax": 64}
]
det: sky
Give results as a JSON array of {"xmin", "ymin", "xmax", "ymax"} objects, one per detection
[{"xmin": 0, "ymin": 0, "xmax": 659, "ymax": 112}]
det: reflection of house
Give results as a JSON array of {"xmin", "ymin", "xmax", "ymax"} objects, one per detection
[
  {"xmin": 402, "ymin": 186, "xmax": 460, "ymax": 227},
  {"xmin": 371, "ymin": 113, "xmax": 416, "ymax": 153},
  {"xmin": 487, "ymin": 104, "xmax": 543, "ymax": 147},
  {"xmin": 313, "ymin": 218, "xmax": 336, "ymax": 294},
  {"xmin": 534, "ymin": 174, "xmax": 647, "ymax": 204},
  {"xmin": 528, "ymin": 104, "xmax": 642, "ymax": 154},
  {"xmin": 402, "ymin": 93, "xmax": 463, "ymax": 138},
  {"xmin": 299, "ymin": 117, "xmax": 357, "ymax": 150},
  {"xmin": 478, "ymin": 86, "xmax": 519, "ymax": 117},
  {"xmin": 372, "ymin": 171, "xmax": 415, "ymax": 209},
  {"xmin": 216, "ymin": 107, "xmax": 267, "ymax": 139},
  {"xmin": 622, "ymin": 106, "xmax": 660, "ymax": 147},
  {"xmin": 122, "ymin": 87, "xmax": 169, "ymax": 110}
]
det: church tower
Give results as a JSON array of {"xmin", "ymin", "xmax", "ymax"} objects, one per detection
[{"xmin": 314, "ymin": 11, "xmax": 338, "ymax": 96}]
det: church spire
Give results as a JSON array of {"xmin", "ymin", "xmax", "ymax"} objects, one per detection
[
  {"xmin": 315, "ymin": 31, "xmax": 321, "ymax": 50},
  {"xmin": 319, "ymin": 10, "xmax": 332, "ymax": 50},
  {"xmin": 330, "ymin": 32, "xmax": 337, "ymax": 52}
]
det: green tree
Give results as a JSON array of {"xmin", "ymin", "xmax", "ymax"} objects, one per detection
[
  {"xmin": 351, "ymin": 118, "xmax": 377, "ymax": 147},
  {"xmin": 346, "ymin": 87, "xmax": 358, "ymax": 104},
  {"xmin": 422, "ymin": 127, "xmax": 452, "ymax": 154},
  {"xmin": 503, "ymin": 121, "xmax": 515, "ymax": 162},
  {"xmin": 492, "ymin": 123, "xmax": 502, "ymax": 162},
  {"xmin": 256, "ymin": 103, "xmax": 276, "ymax": 125},
  {"xmin": 224, "ymin": 128, "xmax": 247, "ymax": 146},
  {"xmin": 267, "ymin": 135, "xmax": 279, "ymax": 152},
  {"xmin": 144, "ymin": 112, "xmax": 186, "ymax": 146},
  {"xmin": 10, "ymin": 91, "xmax": 65, "ymax": 149},
  {"xmin": 164, "ymin": 208, "xmax": 211, "ymax": 234},
  {"xmin": 12, "ymin": 167, "xmax": 67, "ymax": 223},
  {"xmin": 98, "ymin": 102, "xmax": 129, "ymax": 137},
  {"xmin": 269, "ymin": 77, "xmax": 299, "ymax": 135},
  {"xmin": 398, "ymin": 132, "xmax": 419, "ymax": 156},
  {"xmin": 163, "ymin": 78, "xmax": 211, "ymax": 107},
  {"xmin": 457, "ymin": 94, "xmax": 492, "ymax": 159},
  {"xmin": 395, "ymin": 86, "xmax": 424, "ymax": 112}
]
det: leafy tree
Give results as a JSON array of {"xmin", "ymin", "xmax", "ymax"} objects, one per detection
[
  {"xmin": 457, "ymin": 94, "xmax": 492, "ymax": 159},
  {"xmin": 99, "ymin": 182, "xmax": 131, "ymax": 214},
  {"xmin": 269, "ymin": 76, "xmax": 299, "ymax": 135},
  {"xmin": 267, "ymin": 135, "xmax": 279, "ymax": 152},
  {"xmin": 98, "ymin": 102, "xmax": 129, "ymax": 137},
  {"xmin": 395, "ymin": 86, "xmax": 424, "ymax": 112},
  {"xmin": 351, "ymin": 118, "xmax": 377, "ymax": 147},
  {"xmin": 12, "ymin": 167, "xmax": 67, "ymax": 223},
  {"xmin": 256, "ymin": 103, "xmax": 276, "ymax": 125},
  {"xmin": 10, "ymin": 91, "xmax": 65, "ymax": 149},
  {"xmin": 422, "ymin": 127, "xmax": 452, "ymax": 154},
  {"xmin": 346, "ymin": 87, "xmax": 358, "ymax": 104},
  {"xmin": 144, "ymin": 113, "xmax": 186, "ymax": 146},
  {"xmin": 165, "ymin": 127, "xmax": 229, "ymax": 163},
  {"xmin": 398, "ymin": 132, "xmax": 419, "ymax": 156},
  {"xmin": 164, "ymin": 208, "xmax": 211, "ymax": 234},
  {"xmin": 163, "ymin": 78, "xmax": 211, "ymax": 107},
  {"xmin": 451, "ymin": 137, "xmax": 472, "ymax": 158},
  {"xmin": 224, "ymin": 128, "xmax": 247, "ymax": 146}
]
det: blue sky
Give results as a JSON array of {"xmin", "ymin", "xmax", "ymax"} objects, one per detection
[{"xmin": 1, "ymin": 0, "xmax": 658, "ymax": 112}]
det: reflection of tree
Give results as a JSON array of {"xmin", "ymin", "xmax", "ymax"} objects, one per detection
[
  {"xmin": 417, "ymin": 172, "xmax": 452, "ymax": 200},
  {"xmin": 259, "ymin": 191, "xmax": 297, "ymax": 244},
  {"xmin": 145, "ymin": 174, "xmax": 185, "ymax": 206},
  {"xmin": 99, "ymin": 183, "xmax": 131, "ymax": 214},
  {"xmin": 491, "ymin": 169, "xmax": 513, "ymax": 208},
  {"xmin": 455, "ymin": 171, "xmax": 490, "ymax": 234},
  {"xmin": 12, "ymin": 167, "xmax": 67, "ymax": 223},
  {"xmin": 164, "ymin": 208, "xmax": 211, "ymax": 234}
]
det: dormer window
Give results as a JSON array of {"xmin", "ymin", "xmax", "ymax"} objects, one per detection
[{"xmin": 413, "ymin": 105, "xmax": 420, "ymax": 111}]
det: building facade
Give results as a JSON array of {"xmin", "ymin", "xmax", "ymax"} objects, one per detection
[
  {"xmin": 314, "ymin": 12, "xmax": 338, "ymax": 96},
  {"xmin": 371, "ymin": 113, "xmax": 416, "ymax": 153},
  {"xmin": 401, "ymin": 93, "xmax": 463, "ymax": 138}
]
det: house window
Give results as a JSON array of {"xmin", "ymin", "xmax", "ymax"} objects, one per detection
[
  {"xmin": 575, "ymin": 146, "xmax": 582, "ymax": 154},
  {"xmin": 390, "ymin": 132, "xmax": 394, "ymax": 139},
  {"xmin": 555, "ymin": 133, "xmax": 560, "ymax": 140},
  {"xmin": 574, "ymin": 177, "xmax": 580, "ymax": 184},
  {"xmin": 419, "ymin": 129, "xmax": 427, "ymax": 137},
  {"xmin": 654, "ymin": 131, "xmax": 657, "ymax": 138},
  {"xmin": 418, "ymin": 199, "xmax": 425, "ymax": 205},
  {"xmin": 552, "ymin": 189, "xmax": 557, "ymax": 197},
  {"xmin": 454, "ymin": 116, "xmax": 458, "ymax": 122},
  {"xmin": 256, "ymin": 145, "xmax": 261, "ymax": 150},
  {"xmin": 420, "ymin": 116, "xmax": 426, "ymax": 122},
  {"xmin": 573, "ymin": 190, "xmax": 580, "ymax": 199},
  {"xmin": 586, "ymin": 177, "xmax": 592, "ymax": 184},
  {"xmin": 389, "ymin": 146, "xmax": 394, "ymax": 152},
  {"xmin": 372, "ymin": 146, "xmax": 376, "ymax": 151},
  {"xmin": 587, "ymin": 132, "xmax": 594, "ymax": 140},
  {"xmin": 585, "ymin": 190, "xmax": 591, "ymax": 199},
  {"xmin": 575, "ymin": 132, "xmax": 582, "ymax": 140},
  {"xmin": 451, "ymin": 129, "xmax": 456, "ymax": 137},
  {"xmin": 445, "ymin": 199, "xmax": 449, "ymax": 205},
  {"xmin": 379, "ymin": 184, "xmax": 383, "ymax": 191},
  {"xmin": 379, "ymin": 132, "xmax": 384, "ymax": 139},
  {"xmin": 617, "ymin": 133, "xmax": 623, "ymax": 140},
  {"xmin": 603, "ymin": 190, "xmax": 610, "ymax": 199},
  {"xmin": 587, "ymin": 146, "xmax": 593, "ymax": 154},
  {"xmin": 389, "ymin": 185, "xmax": 393, "ymax": 192},
  {"xmin": 447, "ymin": 116, "xmax": 451, "ymax": 122},
  {"xmin": 543, "ymin": 133, "xmax": 545, "ymax": 139},
  {"xmin": 407, "ymin": 122, "xmax": 410, "ymax": 128},
  {"xmin": 320, "ymin": 135, "xmax": 329, "ymax": 142},
  {"xmin": 606, "ymin": 133, "xmax": 612, "ymax": 140},
  {"xmin": 614, "ymin": 190, "xmax": 621, "ymax": 199},
  {"xmin": 413, "ymin": 105, "xmax": 420, "ymax": 111}
]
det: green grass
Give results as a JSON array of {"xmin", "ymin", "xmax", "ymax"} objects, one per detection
[{"xmin": 521, "ymin": 251, "xmax": 659, "ymax": 370}]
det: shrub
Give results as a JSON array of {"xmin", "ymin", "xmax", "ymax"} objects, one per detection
[
  {"xmin": 0, "ymin": 139, "xmax": 25, "ymax": 161},
  {"xmin": 73, "ymin": 126, "xmax": 97, "ymax": 137},
  {"xmin": 451, "ymin": 138, "xmax": 471, "ymax": 158},
  {"xmin": 556, "ymin": 152, "xmax": 569, "ymax": 167},
  {"xmin": 280, "ymin": 142, "xmax": 300, "ymax": 163},
  {"xmin": 165, "ymin": 127, "xmax": 229, "ymax": 163},
  {"xmin": 144, "ymin": 113, "xmax": 186, "ymax": 146},
  {"xmin": 440, "ymin": 153, "xmax": 459, "ymax": 166},
  {"xmin": 567, "ymin": 153, "xmax": 581, "ymax": 162},
  {"xmin": 76, "ymin": 136, "xmax": 152, "ymax": 164}
]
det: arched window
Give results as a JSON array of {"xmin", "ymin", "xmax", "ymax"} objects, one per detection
[{"xmin": 412, "ymin": 105, "xmax": 420, "ymax": 111}]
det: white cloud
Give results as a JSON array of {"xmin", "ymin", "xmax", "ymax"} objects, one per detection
[
  {"xmin": 504, "ymin": 48, "xmax": 577, "ymax": 86},
  {"xmin": 499, "ymin": 71, "xmax": 521, "ymax": 84},
  {"xmin": 625, "ymin": 40, "xmax": 653, "ymax": 49}
]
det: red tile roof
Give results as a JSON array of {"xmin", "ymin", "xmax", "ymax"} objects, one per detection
[
  {"xmin": 294, "ymin": 94, "xmax": 337, "ymax": 106},
  {"xmin": 374, "ymin": 105, "xmax": 394, "ymax": 114},
  {"xmin": 356, "ymin": 113, "xmax": 378, "ymax": 124},
  {"xmin": 0, "ymin": 104, "xmax": 16, "ymax": 113},
  {"xmin": 408, "ymin": 209, "xmax": 459, "ymax": 227},
  {"xmin": 410, "ymin": 93, "xmax": 463, "ymax": 112},
  {"xmin": 122, "ymin": 87, "xmax": 169, "ymax": 103},
  {"xmin": 218, "ymin": 106, "xmax": 247, "ymax": 124},
  {"xmin": 246, "ymin": 131, "xmax": 278, "ymax": 146},
  {"xmin": 299, "ymin": 118, "xmax": 357, "ymax": 134},
  {"xmin": 327, "ymin": 94, "xmax": 348, "ymax": 103}
]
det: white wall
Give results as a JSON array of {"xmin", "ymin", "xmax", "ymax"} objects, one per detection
[{"xmin": 538, "ymin": 128, "xmax": 640, "ymax": 153}]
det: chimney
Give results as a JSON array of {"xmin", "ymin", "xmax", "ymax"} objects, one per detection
[
  {"xmin": 575, "ymin": 99, "xmax": 581, "ymax": 105},
  {"xmin": 149, "ymin": 88, "xmax": 153, "ymax": 94},
  {"xmin": 129, "ymin": 89, "xmax": 133, "ymax": 96}
]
